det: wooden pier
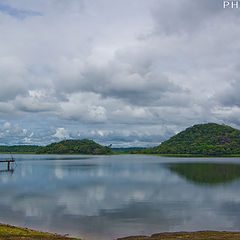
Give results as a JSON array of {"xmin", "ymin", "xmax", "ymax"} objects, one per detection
[{"xmin": 0, "ymin": 158, "xmax": 15, "ymax": 171}]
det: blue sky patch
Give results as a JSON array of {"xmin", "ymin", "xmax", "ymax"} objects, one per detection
[{"xmin": 0, "ymin": 4, "xmax": 41, "ymax": 19}]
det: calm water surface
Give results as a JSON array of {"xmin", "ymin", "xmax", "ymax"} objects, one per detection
[{"xmin": 0, "ymin": 154, "xmax": 240, "ymax": 240}]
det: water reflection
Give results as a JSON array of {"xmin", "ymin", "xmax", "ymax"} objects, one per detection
[
  {"xmin": 0, "ymin": 155, "xmax": 240, "ymax": 240},
  {"xmin": 168, "ymin": 163, "xmax": 240, "ymax": 185},
  {"xmin": 0, "ymin": 169, "xmax": 14, "ymax": 174}
]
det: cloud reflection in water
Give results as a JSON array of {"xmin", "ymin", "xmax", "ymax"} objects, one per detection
[{"xmin": 0, "ymin": 154, "xmax": 239, "ymax": 240}]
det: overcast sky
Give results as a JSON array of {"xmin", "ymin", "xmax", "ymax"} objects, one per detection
[{"xmin": 0, "ymin": 0, "xmax": 239, "ymax": 146}]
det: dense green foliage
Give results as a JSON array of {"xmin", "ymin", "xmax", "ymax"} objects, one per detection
[
  {"xmin": 112, "ymin": 147, "xmax": 146, "ymax": 154},
  {"xmin": 0, "ymin": 145, "xmax": 40, "ymax": 153},
  {"xmin": 169, "ymin": 163, "xmax": 240, "ymax": 185},
  {"xmin": 145, "ymin": 123, "xmax": 240, "ymax": 155},
  {"xmin": 36, "ymin": 139, "xmax": 112, "ymax": 154}
]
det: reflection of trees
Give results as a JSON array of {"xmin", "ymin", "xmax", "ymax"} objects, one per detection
[
  {"xmin": 0, "ymin": 169, "xmax": 14, "ymax": 175},
  {"xmin": 168, "ymin": 163, "xmax": 240, "ymax": 185}
]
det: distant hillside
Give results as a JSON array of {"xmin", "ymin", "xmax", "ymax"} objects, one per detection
[
  {"xmin": 111, "ymin": 147, "xmax": 146, "ymax": 154},
  {"xmin": 145, "ymin": 123, "xmax": 240, "ymax": 155},
  {"xmin": 0, "ymin": 145, "xmax": 40, "ymax": 153},
  {"xmin": 36, "ymin": 139, "xmax": 112, "ymax": 155}
]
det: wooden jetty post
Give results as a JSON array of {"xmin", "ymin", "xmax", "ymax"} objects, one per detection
[{"xmin": 0, "ymin": 158, "xmax": 15, "ymax": 171}]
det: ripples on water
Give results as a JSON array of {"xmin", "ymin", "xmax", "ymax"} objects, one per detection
[{"xmin": 0, "ymin": 154, "xmax": 240, "ymax": 240}]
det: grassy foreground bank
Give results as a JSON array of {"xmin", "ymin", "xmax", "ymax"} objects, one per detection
[
  {"xmin": 0, "ymin": 223, "xmax": 79, "ymax": 240},
  {"xmin": 1, "ymin": 224, "xmax": 240, "ymax": 240},
  {"xmin": 117, "ymin": 231, "xmax": 240, "ymax": 240}
]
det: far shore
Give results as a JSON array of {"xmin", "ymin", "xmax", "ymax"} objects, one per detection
[{"xmin": 1, "ymin": 152, "xmax": 240, "ymax": 158}]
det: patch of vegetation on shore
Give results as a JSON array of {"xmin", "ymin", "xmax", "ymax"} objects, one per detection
[
  {"xmin": 118, "ymin": 231, "xmax": 240, "ymax": 240},
  {"xmin": 0, "ymin": 223, "xmax": 79, "ymax": 240},
  {"xmin": 143, "ymin": 123, "xmax": 240, "ymax": 156},
  {"xmin": 111, "ymin": 147, "xmax": 146, "ymax": 154}
]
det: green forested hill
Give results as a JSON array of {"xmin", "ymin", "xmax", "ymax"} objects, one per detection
[
  {"xmin": 145, "ymin": 123, "xmax": 240, "ymax": 155},
  {"xmin": 35, "ymin": 139, "xmax": 112, "ymax": 154}
]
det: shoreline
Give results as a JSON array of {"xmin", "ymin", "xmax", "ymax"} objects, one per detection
[
  {"xmin": 1, "ymin": 152, "xmax": 240, "ymax": 158},
  {"xmin": 1, "ymin": 223, "xmax": 240, "ymax": 240}
]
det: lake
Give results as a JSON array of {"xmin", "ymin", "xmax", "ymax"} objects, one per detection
[{"xmin": 0, "ymin": 154, "xmax": 240, "ymax": 240}]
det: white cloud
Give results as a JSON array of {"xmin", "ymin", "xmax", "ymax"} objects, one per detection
[
  {"xmin": 0, "ymin": 57, "xmax": 28, "ymax": 100},
  {"xmin": 0, "ymin": 0, "xmax": 238, "ymax": 145},
  {"xmin": 59, "ymin": 92, "xmax": 107, "ymax": 123},
  {"xmin": 14, "ymin": 90, "xmax": 58, "ymax": 113},
  {"xmin": 3, "ymin": 122, "xmax": 10, "ymax": 129},
  {"xmin": 53, "ymin": 128, "xmax": 69, "ymax": 140}
]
